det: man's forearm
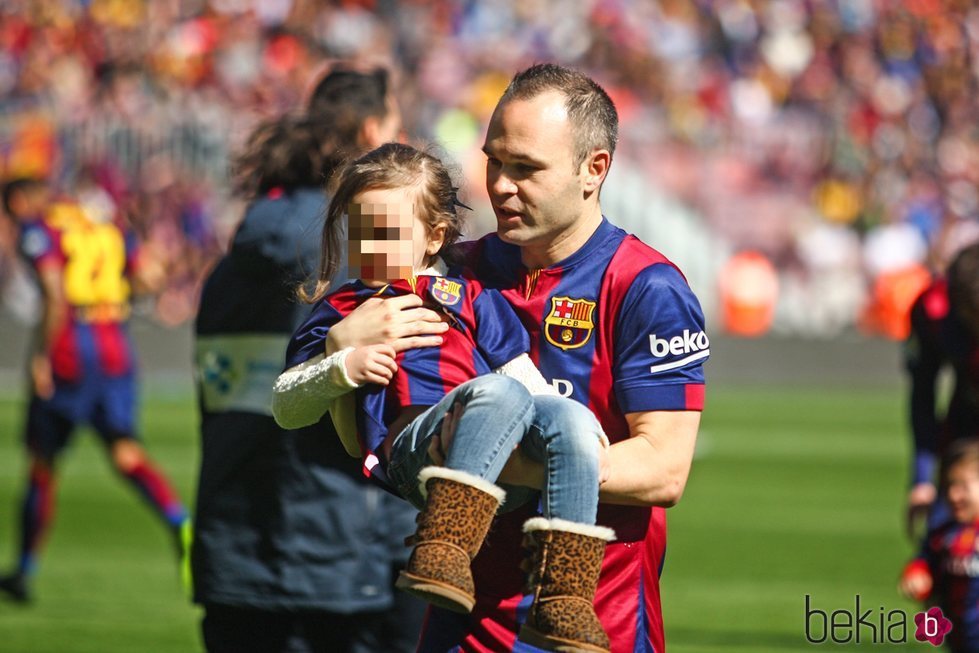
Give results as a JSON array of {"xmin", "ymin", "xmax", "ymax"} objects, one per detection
[{"xmin": 598, "ymin": 411, "xmax": 700, "ymax": 507}]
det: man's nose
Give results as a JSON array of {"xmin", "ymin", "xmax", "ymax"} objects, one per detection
[{"xmin": 488, "ymin": 170, "xmax": 518, "ymax": 197}]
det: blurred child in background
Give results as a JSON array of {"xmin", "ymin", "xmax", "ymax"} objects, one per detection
[{"xmin": 901, "ymin": 438, "xmax": 979, "ymax": 652}]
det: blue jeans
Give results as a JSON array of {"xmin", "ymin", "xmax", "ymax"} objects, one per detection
[{"xmin": 385, "ymin": 375, "xmax": 603, "ymax": 525}]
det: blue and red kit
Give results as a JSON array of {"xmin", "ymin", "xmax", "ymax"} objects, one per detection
[
  {"xmin": 905, "ymin": 519, "xmax": 979, "ymax": 652},
  {"xmin": 17, "ymin": 203, "xmax": 141, "ymax": 454},
  {"xmin": 907, "ymin": 279, "xmax": 979, "ymax": 487},
  {"xmin": 284, "ymin": 272, "xmax": 530, "ymax": 484},
  {"xmin": 416, "ymin": 218, "xmax": 709, "ymax": 653}
]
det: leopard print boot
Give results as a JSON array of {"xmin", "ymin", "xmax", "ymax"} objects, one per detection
[
  {"xmin": 395, "ymin": 466, "xmax": 505, "ymax": 613},
  {"xmin": 518, "ymin": 517, "xmax": 616, "ymax": 653}
]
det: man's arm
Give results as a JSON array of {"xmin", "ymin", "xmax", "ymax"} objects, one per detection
[
  {"xmin": 498, "ymin": 410, "xmax": 699, "ymax": 507},
  {"xmin": 31, "ymin": 264, "xmax": 66, "ymax": 399},
  {"xmin": 599, "ymin": 410, "xmax": 700, "ymax": 506}
]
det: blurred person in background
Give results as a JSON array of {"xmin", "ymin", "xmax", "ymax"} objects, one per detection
[
  {"xmin": 905, "ymin": 242, "xmax": 979, "ymax": 538},
  {"xmin": 0, "ymin": 177, "xmax": 190, "ymax": 603},
  {"xmin": 191, "ymin": 66, "xmax": 423, "ymax": 653}
]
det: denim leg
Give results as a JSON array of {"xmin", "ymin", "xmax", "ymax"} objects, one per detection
[
  {"xmin": 520, "ymin": 395, "xmax": 603, "ymax": 524},
  {"xmin": 386, "ymin": 375, "xmax": 535, "ymax": 508}
]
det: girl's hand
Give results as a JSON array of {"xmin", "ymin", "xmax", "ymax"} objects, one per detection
[
  {"xmin": 344, "ymin": 344, "xmax": 398, "ymax": 386},
  {"xmin": 327, "ymin": 294, "xmax": 448, "ymax": 355}
]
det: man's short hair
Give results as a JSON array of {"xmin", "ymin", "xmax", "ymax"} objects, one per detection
[{"xmin": 500, "ymin": 63, "xmax": 618, "ymax": 169}]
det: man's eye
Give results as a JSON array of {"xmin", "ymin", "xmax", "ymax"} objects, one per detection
[{"xmin": 487, "ymin": 157, "xmax": 501, "ymax": 167}]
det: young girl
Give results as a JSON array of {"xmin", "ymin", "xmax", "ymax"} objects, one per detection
[
  {"xmin": 272, "ymin": 143, "xmax": 614, "ymax": 653},
  {"xmin": 901, "ymin": 438, "xmax": 979, "ymax": 651}
]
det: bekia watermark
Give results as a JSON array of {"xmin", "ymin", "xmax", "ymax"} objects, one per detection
[{"xmin": 805, "ymin": 595, "xmax": 952, "ymax": 646}]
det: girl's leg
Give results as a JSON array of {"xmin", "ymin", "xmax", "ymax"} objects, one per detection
[
  {"xmin": 515, "ymin": 396, "xmax": 614, "ymax": 652},
  {"xmin": 520, "ymin": 395, "xmax": 604, "ymax": 524},
  {"xmin": 389, "ymin": 375, "xmax": 535, "ymax": 613},
  {"xmin": 386, "ymin": 374, "xmax": 534, "ymax": 505}
]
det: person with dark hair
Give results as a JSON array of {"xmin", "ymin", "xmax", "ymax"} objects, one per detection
[
  {"xmin": 0, "ymin": 177, "xmax": 190, "ymax": 604},
  {"xmin": 289, "ymin": 63, "xmax": 708, "ymax": 653},
  {"xmin": 905, "ymin": 242, "xmax": 979, "ymax": 537},
  {"xmin": 191, "ymin": 67, "xmax": 423, "ymax": 653}
]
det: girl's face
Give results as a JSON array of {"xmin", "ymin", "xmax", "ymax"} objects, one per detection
[
  {"xmin": 347, "ymin": 186, "xmax": 443, "ymax": 283},
  {"xmin": 947, "ymin": 460, "xmax": 979, "ymax": 523}
]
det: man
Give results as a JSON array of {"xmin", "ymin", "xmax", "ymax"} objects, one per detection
[
  {"xmin": 0, "ymin": 177, "xmax": 190, "ymax": 603},
  {"xmin": 191, "ymin": 67, "xmax": 423, "ymax": 653},
  {"xmin": 325, "ymin": 63, "xmax": 707, "ymax": 653},
  {"xmin": 905, "ymin": 242, "xmax": 979, "ymax": 536}
]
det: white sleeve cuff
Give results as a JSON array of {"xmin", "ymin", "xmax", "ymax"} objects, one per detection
[{"xmin": 272, "ymin": 347, "xmax": 361, "ymax": 429}]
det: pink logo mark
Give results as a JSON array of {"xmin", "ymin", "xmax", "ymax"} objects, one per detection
[{"xmin": 914, "ymin": 607, "xmax": 953, "ymax": 647}]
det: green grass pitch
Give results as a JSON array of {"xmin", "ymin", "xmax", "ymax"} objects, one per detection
[{"xmin": 0, "ymin": 383, "xmax": 921, "ymax": 652}]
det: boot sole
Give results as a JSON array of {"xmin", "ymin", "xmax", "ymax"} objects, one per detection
[
  {"xmin": 518, "ymin": 624, "xmax": 610, "ymax": 653},
  {"xmin": 395, "ymin": 571, "xmax": 475, "ymax": 614}
]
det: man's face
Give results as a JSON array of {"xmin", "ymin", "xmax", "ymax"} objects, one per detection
[
  {"xmin": 947, "ymin": 461, "xmax": 979, "ymax": 523},
  {"xmin": 482, "ymin": 91, "xmax": 585, "ymax": 251},
  {"xmin": 347, "ymin": 186, "xmax": 429, "ymax": 281}
]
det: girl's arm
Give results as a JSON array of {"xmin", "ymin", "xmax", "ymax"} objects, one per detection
[
  {"xmin": 271, "ymin": 348, "xmax": 359, "ymax": 429},
  {"xmin": 271, "ymin": 344, "xmax": 399, "ymax": 429}
]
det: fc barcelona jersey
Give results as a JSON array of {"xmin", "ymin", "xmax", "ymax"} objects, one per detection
[
  {"xmin": 17, "ymin": 203, "xmax": 138, "ymax": 382},
  {"xmin": 419, "ymin": 217, "xmax": 709, "ymax": 653},
  {"xmin": 284, "ymin": 272, "xmax": 529, "ymax": 481}
]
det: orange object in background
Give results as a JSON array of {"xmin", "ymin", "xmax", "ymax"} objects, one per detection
[
  {"xmin": 860, "ymin": 264, "xmax": 933, "ymax": 340},
  {"xmin": 719, "ymin": 252, "xmax": 779, "ymax": 337}
]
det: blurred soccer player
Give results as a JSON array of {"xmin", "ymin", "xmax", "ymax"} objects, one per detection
[
  {"xmin": 901, "ymin": 438, "xmax": 979, "ymax": 652},
  {"xmin": 192, "ymin": 68, "xmax": 423, "ymax": 653},
  {"xmin": 905, "ymin": 242, "xmax": 979, "ymax": 537},
  {"xmin": 0, "ymin": 177, "xmax": 190, "ymax": 603}
]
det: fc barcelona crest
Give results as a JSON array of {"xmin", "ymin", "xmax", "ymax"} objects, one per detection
[
  {"xmin": 430, "ymin": 277, "xmax": 462, "ymax": 306},
  {"xmin": 544, "ymin": 296, "xmax": 596, "ymax": 351}
]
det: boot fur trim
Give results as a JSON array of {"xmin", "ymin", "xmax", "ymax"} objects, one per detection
[
  {"xmin": 522, "ymin": 517, "xmax": 616, "ymax": 542},
  {"xmin": 417, "ymin": 466, "xmax": 507, "ymax": 503}
]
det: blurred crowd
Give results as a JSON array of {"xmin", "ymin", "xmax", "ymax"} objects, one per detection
[{"xmin": 2, "ymin": 0, "xmax": 979, "ymax": 336}]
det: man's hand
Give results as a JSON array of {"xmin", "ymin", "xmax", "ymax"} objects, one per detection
[
  {"xmin": 596, "ymin": 441, "xmax": 611, "ymax": 485},
  {"xmin": 326, "ymin": 294, "xmax": 448, "ymax": 355},
  {"xmin": 31, "ymin": 353, "xmax": 54, "ymax": 400},
  {"xmin": 344, "ymin": 344, "xmax": 398, "ymax": 386},
  {"xmin": 907, "ymin": 482, "xmax": 937, "ymax": 539},
  {"xmin": 427, "ymin": 402, "xmax": 462, "ymax": 465}
]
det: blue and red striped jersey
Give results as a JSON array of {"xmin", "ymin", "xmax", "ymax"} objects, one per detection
[
  {"xmin": 419, "ymin": 217, "xmax": 709, "ymax": 653},
  {"xmin": 284, "ymin": 272, "xmax": 529, "ymax": 477},
  {"xmin": 909, "ymin": 518, "xmax": 979, "ymax": 650},
  {"xmin": 16, "ymin": 203, "xmax": 138, "ymax": 382}
]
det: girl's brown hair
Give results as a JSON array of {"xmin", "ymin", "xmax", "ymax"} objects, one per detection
[{"xmin": 300, "ymin": 142, "xmax": 466, "ymax": 303}]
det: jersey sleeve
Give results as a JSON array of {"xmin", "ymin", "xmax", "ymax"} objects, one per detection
[
  {"xmin": 613, "ymin": 263, "xmax": 709, "ymax": 413},
  {"xmin": 18, "ymin": 223, "xmax": 61, "ymax": 271},
  {"xmin": 284, "ymin": 298, "xmax": 343, "ymax": 370},
  {"xmin": 470, "ymin": 285, "xmax": 530, "ymax": 369}
]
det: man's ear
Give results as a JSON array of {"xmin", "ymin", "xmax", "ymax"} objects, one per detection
[
  {"xmin": 426, "ymin": 223, "xmax": 448, "ymax": 256},
  {"xmin": 581, "ymin": 150, "xmax": 611, "ymax": 193}
]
